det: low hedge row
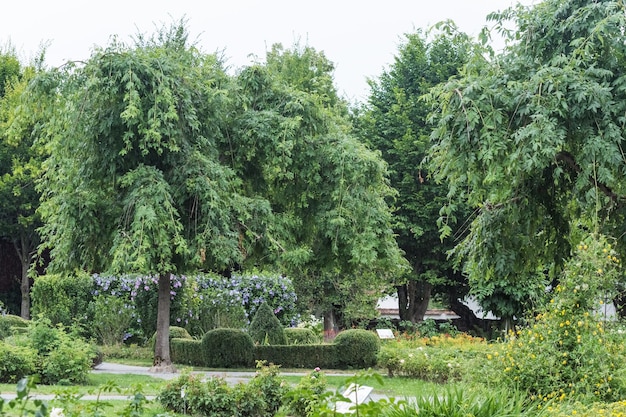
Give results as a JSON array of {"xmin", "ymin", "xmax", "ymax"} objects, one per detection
[
  {"xmin": 171, "ymin": 328, "xmax": 379, "ymax": 369},
  {"xmin": 254, "ymin": 344, "xmax": 339, "ymax": 368}
]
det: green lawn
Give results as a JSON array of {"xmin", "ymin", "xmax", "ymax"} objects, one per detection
[{"xmin": 1, "ymin": 366, "xmax": 467, "ymax": 417}]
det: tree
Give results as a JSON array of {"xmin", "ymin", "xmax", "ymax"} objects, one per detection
[
  {"xmin": 355, "ymin": 28, "xmax": 474, "ymax": 323},
  {"xmin": 36, "ymin": 24, "xmax": 402, "ymax": 368},
  {"xmin": 226, "ymin": 44, "xmax": 404, "ymax": 334},
  {"xmin": 0, "ymin": 47, "xmax": 45, "ymax": 319},
  {"xmin": 37, "ymin": 24, "xmax": 256, "ymax": 370},
  {"xmin": 427, "ymin": 0, "xmax": 626, "ymax": 320}
]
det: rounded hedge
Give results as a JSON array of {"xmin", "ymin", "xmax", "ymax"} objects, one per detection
[
  {"xmin": 333, "ymin": 329, "xmax": 380, "ymax": 368},
  {"xmin": 284, "ymin": 328, "xmax": 320, "ymax": 345},
  {"xmin": 149, "ymin": 326, "xmax": 192, "ymax": 349},
  {"xmin": 202, "ymin": 328, "xmax": 254, "ymax": 368}
]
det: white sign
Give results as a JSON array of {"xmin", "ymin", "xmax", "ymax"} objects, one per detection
[{"xmin": 376, "ymin": 329, "xmax": 395, "ymax": 339}]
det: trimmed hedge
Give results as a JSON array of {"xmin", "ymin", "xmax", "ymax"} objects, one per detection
[
  {"xmin": 171, "ymin": 338, "xmax": 203, "ymax": 366},
  {"xmin": 171, "ymin": 328, "xmax": 380, "ymax": 369},
  {"xmin": 149, "ymin": 326, "xmax": 192, "ymax": 349},
  {"xmin": 202, "ymin": 328, "xmax": 254, "ymax": 368},
  {"xmin": 248, "ymin": 302, "xmax": 286, "ymax": 345},
  {"xmin": 31, "ymin": 272, "xmax": 94, "ymax": 328},
  {"xmin": 333, "ymin": 329, "xmax": 380, "ymax": 368},
  {"xmin": 254, "ymin": 344, "xmax": 338, "ymax": 369},
  {"xmin": 284, "ymin": 328, "xmax": 320, "ymax": 345}
]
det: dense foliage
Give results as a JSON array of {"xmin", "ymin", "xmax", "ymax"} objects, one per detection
[
  {"xmin": 357, "ymin": 27, "xmax": 473, "ymax": 322},
  {"xmin": 248, "ymin": 301, "xmax": 287, "ymax": 345},
  {"xmin": 202, "ymin": 328, "xmax": 255, "ymax": 368},
  {"xmin": 333, "ymin": 329, "xmax": 380, "ymax": 368},
  {"xmin": 477, "ymin": 234, "xmax": 626, "ymax": 402},
  {"xmin": 427, "ymin": 0, "xmax": 626, "ymax": 319},
  {"xmin": 0, "ymin": 317, "xmax": 95, "ymax": 384}
]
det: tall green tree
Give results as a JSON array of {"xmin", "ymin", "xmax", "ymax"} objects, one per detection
[
  {"xmin": 427, "ymin": 0, "xmax": 626, "ymax": 320},
  {"xmin": 226, "ymin": 44, "xmax": 403, "ymax": 333},
  {"xmin": 36, "ymin": 24, "xmax": 402, "ymax": 369},
  {"xmin": 0, "ymin": 48, "xmax": 45, "ymax": 319},
  {"xmin": 37, "ymin": 25, "xmax": 257, "ymax": 369},
  {"xmin": 356, "ymin": 28, "xmax": 473, "ymax": 323}
]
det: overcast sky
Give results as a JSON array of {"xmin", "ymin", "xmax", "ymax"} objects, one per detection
[{"xmin": 1, "ymin": 1, "xmax": 538, "ymax": 102}]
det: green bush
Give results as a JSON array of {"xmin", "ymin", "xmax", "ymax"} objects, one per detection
[
  {"xmin": 28, "ymin": 317, "xmax": 61, "ymax": 354},
  {"xmin": 285, "ymin": 327, "xmax": 320, "ymax": 345},
  {"xmin": 333, "ymin": 329, "xmax": 380, "ymax": 368},
  {"xmin": 159, "ymin": 363, "xmax": 286, "ymax": 417},
  {"xmin": 31, "ymin": 272, "xmax": 94, "ymax": 330},
  {"xmin": 377, "ymin": 345, "xmax": 463, "ymax": 382},
  {"xmin": 158, "ymin": 372, "xmax": 216, "ymax": 415},
  {"xmin": 171, "ymin": 338, "xmax": 203, "ymax": 366},
  {"xmin": 245, "ymin": 362, "xmax": 288, "ymax": 416},
  {"xmin": 92, "ymin": 295, "xmax": 135, "ymax": 346},
  {"xmin": 254, "ymin": 344, "xmax": 338, "ymax": 369},
  {"xmin": 248, "ymin": 302, "xmax": 286, "ymax": 345},
  {"xmin": 282, "ymin": 368, "xmax": 328, "ymax": 417},
  {"xmin": 148, "ymin": 325, "xmax": 192, "ymax": 349},
  {"xmin": 202, "ymin": 328, "xmax": 254, "ymax": 368},
  {"xmin": 0, "ymin": 342, "xmax": 37, "ymax": 383},
  {"xmin": 25, "ymin": 317, "xmax": 95, "ymax": 385},
  {"xmin": 474, "ymin": 234, "xmax": 626, "ymax": 402},
  {"xmin": 40, "ymin": 337, "xmax": 94, "ymax": 385},
  {"xmin": 0, "ymin": 314, "xmax": 29, "ymax": 340}
]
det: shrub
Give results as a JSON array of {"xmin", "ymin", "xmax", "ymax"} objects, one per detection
[
  {"xmin": 282, "ymin": 368, "xmax": 328, "ymax": 417},
  {"xmin": 202, "ymin": 328, "xmax": 254, "ymax": 368},
  {"xmin": 0, "ymin": 314, "xmax": 29, "ymax": 340},
  {"xmin": 254, "ymin": 344, "xmax": 338, "ymax": 369},
  {"xmin": 474, "ymin": 234, "xmax": 626, "ymax": 402},
  {"xmin": 0, "ymin": 342, "xmax": 37, "ymax": 383},
  {"xmin": 158, "ymin": 372, "xmax": 213, "ymax": 415},
  {"xmin": 28, "ymin": 316, "xmax": 61, "ymax": 354},
  {"xmin": 246, "ymin": 361, "xmax": 288, "ymax": 416},
  {"xmin": 377, "ymin": 345, "xmax": 463, "ymax": 382},
  {"xmin": 171, "ymin": 338, "xmax": 203, "ymax": 366},
  {"xmin": 40, "ymin": 337, "xmax": 94, "ymax": 385},
  {"xmin": 159, "ymin": 363, "xmax": 286, "ymax": 417},
  {"xmin": 31, "ymin": 272, "xmax": 94, "ymax": 330},
  {"xmin": 148, "ymin": 325, "xmax": 192, "ymax": 349},
  {"xmin": 249, "ymin": 302, "xmax": 286, "ymax": 345},
  {"xmin": 98, "ymin": 343, "xmax": 153, "ymax": 362},
  {"xmin": 92, "ymin": 295, "xmax": 135, "ymax": 345},
  {"xmin": 24, "ymin": 317, "xmax": 95, "ymax": 385},
  {"xmin": 285, "ymin": 328, "xmax": 320, "ymax": 345},
  {"xmin": 334, "ymin": 329, "xmax": 380, "ymax": 368}
]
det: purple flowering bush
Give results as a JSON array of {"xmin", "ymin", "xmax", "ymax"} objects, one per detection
[
  {"xmin": 194, "ymin": 272, "xmax": 299, "ymax": 326},
  {"xmin": 91, "ymin": 272, "xmax": 298, "ymax": 343}
]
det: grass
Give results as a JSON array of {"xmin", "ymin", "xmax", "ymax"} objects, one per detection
[{"xmin": 0, "ymin": 373, "xmax": 166, "ymax": 396}]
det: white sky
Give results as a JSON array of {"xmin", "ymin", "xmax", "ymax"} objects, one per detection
[{"xmin": 1, "ymin": 1, "xmax": 538, "ymax": 102}]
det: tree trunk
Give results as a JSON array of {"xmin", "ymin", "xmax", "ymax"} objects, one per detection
[
  {"xmin": 151, "ymin": 272, "xmax": 175, "ymax": 373},
  {"xmin": 397, "ymin": 280, "xmax": 432, "ymax": 323},
  {"xmin": 12, "ymin": 232, "xmax": 34, "ymax": 320},
  {"xmin": 323, "ymin": 309, "xmax": 339, "ymax": 342},
  {"xmin": 449, "ymin": 297, "xmax": 491, "ymax": 334}
]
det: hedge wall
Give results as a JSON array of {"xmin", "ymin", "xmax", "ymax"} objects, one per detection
[
  {"xmin": 253, "ymin": 344, "xmax": 338, "ymax": 369},
  {"xmin": 172, "ymin": 329, "xmax": 380, "ymax": 369}
]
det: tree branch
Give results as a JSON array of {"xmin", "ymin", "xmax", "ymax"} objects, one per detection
[{"xmin": 555, "ymin": 151, "xmax": 622, "ymax": 203}]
